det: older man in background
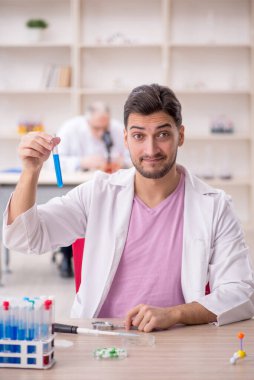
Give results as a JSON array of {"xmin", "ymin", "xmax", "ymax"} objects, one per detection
[{"xmin": 57, "ymin": 101, "xmax": 130, "ymax": 172}]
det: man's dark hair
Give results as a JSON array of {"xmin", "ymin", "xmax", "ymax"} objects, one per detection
[{"xmin": 124, "ymin": 84, "xmax": 182, "ymax": 128}]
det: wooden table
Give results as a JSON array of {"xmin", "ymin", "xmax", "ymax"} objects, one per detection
[{"xmin": 1, "ymin": 319, "xmax": 254, "ymax": 379}]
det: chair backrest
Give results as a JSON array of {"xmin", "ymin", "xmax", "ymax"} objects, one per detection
[{"xmin": 72, "ymin": 238, "xmax": 85, "ymax": 292}]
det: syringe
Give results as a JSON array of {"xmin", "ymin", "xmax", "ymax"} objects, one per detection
[{"xmin": 52, "ymin": 323, "xmax": 155, "ymax": 346}]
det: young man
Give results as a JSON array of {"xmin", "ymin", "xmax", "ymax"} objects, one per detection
[{"xmin": 3, "ymin": 84, "xmax": 254, "ymax": 332}]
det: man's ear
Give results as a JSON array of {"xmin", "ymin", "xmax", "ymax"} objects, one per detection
[
  {"xmin": 124, "ymin": 128, "xmax": 128, "ymax": 148},
  {"xmin": 178, "ymin": 125, "xmax": 185, "ymax": 147}
]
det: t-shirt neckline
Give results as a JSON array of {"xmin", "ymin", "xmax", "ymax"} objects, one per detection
[{"xmin": 134, "ymin": 173, "xmax": 184, "ymax": 213}]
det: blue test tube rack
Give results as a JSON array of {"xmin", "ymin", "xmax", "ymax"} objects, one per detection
[{"xmin": 0, "ymin": 334, "xmax": 55, "ymax": 369}]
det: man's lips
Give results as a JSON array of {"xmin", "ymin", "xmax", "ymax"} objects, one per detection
[{"xmin": 141, "ymin": 157, "xmax": 164, "ymax": 162}]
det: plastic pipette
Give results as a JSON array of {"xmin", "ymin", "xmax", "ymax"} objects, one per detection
[
  {"xmin": 52, "ymin": 135, "xmax": 63, "ymax": 188},
  {"xmin": 53, "ymin": 323, "xmax": 155, "ymax": 346}
]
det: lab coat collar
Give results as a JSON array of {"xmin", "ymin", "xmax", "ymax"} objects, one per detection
[
  {"xmin": 108, "ymin": 166, "xmax": 136, "ymax": 186},
  {"xmin": 108, "ymin": 164, "xmax": 221, "ymax": 197}
]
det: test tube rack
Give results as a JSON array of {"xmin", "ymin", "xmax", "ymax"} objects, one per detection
[{"xmin": 0, "ymin": 334, "xmax": 55, "ymax": 369}]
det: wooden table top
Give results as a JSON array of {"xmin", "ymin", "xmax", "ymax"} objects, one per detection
[
  {"xmin": 0, "ymin": 170, "xmax": 94, "ymax": 186},
  {"xmin": 1, "ymin": 318, "xmax": 254, "ymax": 379}
]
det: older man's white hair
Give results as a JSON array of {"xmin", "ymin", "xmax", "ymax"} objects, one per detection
[{"xmin": 86, "ymin": 101, "xmax": 110, "ymax": 119}]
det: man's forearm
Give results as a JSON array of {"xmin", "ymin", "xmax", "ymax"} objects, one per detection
[
  {"xmin": 125, "ymin": 302, "xmax": 217, "ymax": 332},
  {"xmin": 175, "ymin": 302, "xmax": 217, "ymax": 325},
  {"xmin": 7, "ymin": 169, "xmax": 40, "ymax": 225}
]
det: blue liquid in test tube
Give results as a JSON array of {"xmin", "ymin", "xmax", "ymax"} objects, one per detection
[
  {"xmin": 10, "ymin": 304, "xmax": 19, "ymax": 363},
  {"xmin": 0, "ymin": 304, "xmax": 3, "ymax": 353},
  {"xmin": 0, "ymin": 306, "xmax": 3, "ymax": 340},
  {"xmin": 17, "ymin": 302, "xmax": 26, "ymax": 341},
  {"xmin": 52, "ymin": 139, "xmax": 63, "ymax": 188},
  {"xmin": 27, "ymin": 301, "xmax": 35, "ymax": 354},
  {"xmin": 3, "ymin": 301, "xmax": 11, "ymax": 363}
]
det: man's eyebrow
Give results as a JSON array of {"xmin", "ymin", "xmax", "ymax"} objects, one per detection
[
  {"xmin": 129, "ymin": 123, "xmax": 173, "ymax": 130},
  {"xmin": 156, "ymin": 123, "xmax": 173, "ymax": 129}
]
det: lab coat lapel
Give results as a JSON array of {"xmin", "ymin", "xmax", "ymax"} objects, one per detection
[
  {"xmin": 82, "ymin": 169, "xmax": 135, "ymax": 318},
  {"xmin": 93, "ymin": 178, "xmax": 135, "ymax": 316},
  {"xmin": 181, "ymin": 171, "xmax": 215, "ymax": 302}
]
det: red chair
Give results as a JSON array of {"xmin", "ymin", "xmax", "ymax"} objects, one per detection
[
  {"xmin": 72, "ymin": 238, "xmax": 210, "ymax": 295},
  {"xmin": 205, "ymin": 283, "xmax": 210, "ymax": 295},
  {"xmin": 72, "ymin": 238, "xmax": 85, "ymax": 292}
]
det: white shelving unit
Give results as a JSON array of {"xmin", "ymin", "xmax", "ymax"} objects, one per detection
[{"xmin": 0, "ymin": 0, "xmax": 254, "ymax": 239}]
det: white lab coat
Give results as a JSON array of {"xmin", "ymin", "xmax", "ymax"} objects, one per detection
[
  {"xmin": 56, "ymin": 115, "xmax": 130, "ymax": 171},
  {"xmin": 3, "ymin": 166, "xmax": 254, "ymax": 325}
]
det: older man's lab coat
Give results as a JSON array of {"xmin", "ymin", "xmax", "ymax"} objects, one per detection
[
  {"xmin": 56, "ymin": 115, "xmax": 130, "ymax": 171},
  {"xmin": 3, "ymin": 166, "xmax": 254, "ymax": 325}
]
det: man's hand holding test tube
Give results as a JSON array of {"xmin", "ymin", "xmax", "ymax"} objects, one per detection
[
  {"xmin": 18, "ymin": 132, "xmax": 61, "ymax": 172},
  {"xmin": 8, "ymin": 132, "xmax": 62, "ymax": 225}
]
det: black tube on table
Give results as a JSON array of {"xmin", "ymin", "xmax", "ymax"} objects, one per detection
[{"xmin": 52, "ymin": 323, "xmax": 78, "ymax": 334}]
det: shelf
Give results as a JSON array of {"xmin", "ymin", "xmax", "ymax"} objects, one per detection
[
  {"xmin": 80, "ymin": 43, "xmax": 162, "ymax": 49},
  {"xmin": 0, "ymin": 43, "xmax": 71, "ymax": 48},
  {"xmin": 79, "ymin": 88, "xmax": 131, "ymax": 95},
  {"xmin": 202, "ymin": 178, "xmax": 251, "ymax": 187},
  {"xmin": 170, "ymin": 43, "xmax": 251, "ymax": 49},
  {"xmin": 186, "ymin": 134, "xmax": 250, "ymax": 141},
  {"xmin": 1, "ymin": 134, "xmax": 250, "ymax": 142},
  {"xmin": 0, "ymin": 89, "xmax": 72, "ymax": 95},
  {"xmin": 175, "ymin": 89, "xmax": 251, "ymax": 95}
]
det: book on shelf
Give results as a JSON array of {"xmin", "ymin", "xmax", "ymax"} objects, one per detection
[{"xmin": 41, "ymin": 64, "xmax": 71, "ymax": 89}]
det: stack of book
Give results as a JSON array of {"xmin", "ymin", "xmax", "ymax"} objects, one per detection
[{"xmin": 41, "ymin": 65, "xmax": 71, "ymax": 88}]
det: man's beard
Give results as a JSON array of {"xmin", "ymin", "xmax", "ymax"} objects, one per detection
[{"xmin": 130, "ymin": 150, "xmax": 178, "ymax": 179}]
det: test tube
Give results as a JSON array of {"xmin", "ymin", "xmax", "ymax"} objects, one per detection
[
  {"xmin": 0, "ymin": 303, "xmax": 3, "ymax": 354},
  {"xmin": 3, "ymin": 301, "xmax": 11, "ymax": 362},
  {"xmin": 0, "ymin": 303, "xmax": 3, "ymax": 340},
  {"xmin": 10, "ymin": 301, "xmax": 18, "ymax": 341},
  {"xmin": 52, "ymin": 136, "xmax": 63, "ymax": 188},
  {"xmin": 42, "ymin": 300, "xmax": 52, "ymax": 339},
  {"xmin": 26, "ymin": 300, "xmax": 36, "ymax": 354},
  {"xmin": 34, "ymin": 299, "xmax": 43, "ymax": 340},
  {"xmin": 48, "ymin": 296, "xmax": 55, "ymax": 325},
  {"xmin": 26, "ymin": 300, "xmax": 35, "ymax": 341},
  {"xmin": 3, "ymin": 301, "xmax": 11, "ymax": 342},
  {"xmin": 17, "ymin": 301, "xmax": 27, "ymax": 341},
  {"xmin": 10, "ymin": 300, "xmax": 19, "ymax": 362}
]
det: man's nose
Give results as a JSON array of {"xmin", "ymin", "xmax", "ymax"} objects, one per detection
[{"xmin": 144, "ymin": 137, "xmax": 159, "ymax": 156}]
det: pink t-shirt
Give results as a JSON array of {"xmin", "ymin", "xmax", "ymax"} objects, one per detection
[{"xmin": 98, "ymin": 173, "xmax": 185, "ymax": 318}]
